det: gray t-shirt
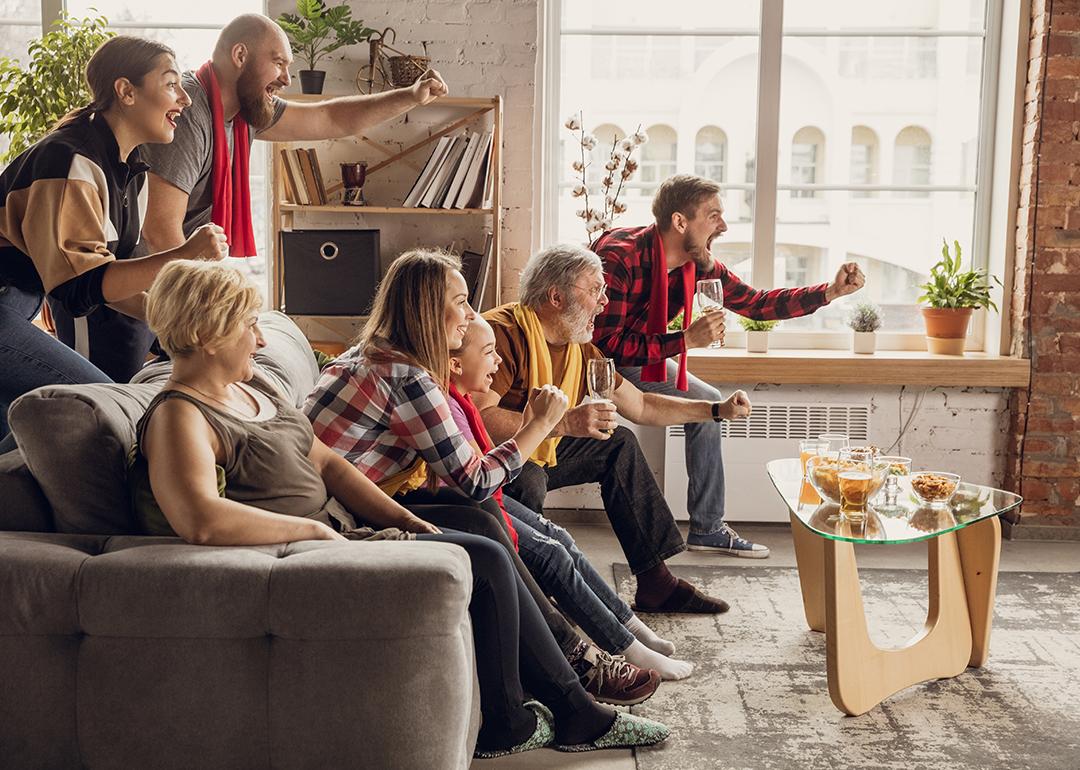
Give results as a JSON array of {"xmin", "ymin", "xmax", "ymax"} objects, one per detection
[{"xmin": 140, "ymin": 71, "xmax": 287, "ymax": 237}]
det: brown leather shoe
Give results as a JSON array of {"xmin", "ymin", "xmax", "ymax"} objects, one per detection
[{"xmin": 580, "ymin": 648, "xmax": 661, "ymax": 706}]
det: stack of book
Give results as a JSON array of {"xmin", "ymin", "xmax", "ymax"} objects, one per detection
[
  {"xmin": 403, "ymin": 131, "xmax": 494, "ymax": 209},
  {"xmin": 279, "ymin": 148, "xmax": 329, "ymax": 205}
]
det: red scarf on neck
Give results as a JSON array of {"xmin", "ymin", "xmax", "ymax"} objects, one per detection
[
  {"xmin": 448, "ymin": 384, "xmax": 519, "ymax": 550},
  {"xmin": 642, "ymin": 228, "xmax": 694, "ymax": 391},
  {"xmin": 195, "ymin": 61, "xmax": 256, "ymax": 258}
]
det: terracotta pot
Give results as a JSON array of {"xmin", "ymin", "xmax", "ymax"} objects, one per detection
[
  {"xmin": 922, "ymin": 307, "xmax": 973, "ymax": 355},
  {"xmin": 852, "ymin": 331, "xmax": 876, "ymax": 354},
  {"xmin": 921, "ymin": 307, "xmax": 973, "ymax": 338}
]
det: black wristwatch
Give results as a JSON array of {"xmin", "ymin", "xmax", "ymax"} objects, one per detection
[{"xmin": 711, "ymin": 402, "xmax": 723, "ymax": 422}]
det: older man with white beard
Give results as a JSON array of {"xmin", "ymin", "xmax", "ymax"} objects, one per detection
[
  {"xmin": 592, "ymin": 174, "xmax": 866, "ymax": 559},
  {"xmin": 476, "ymin": 244, "xmax": 751, "ymax": 614}
]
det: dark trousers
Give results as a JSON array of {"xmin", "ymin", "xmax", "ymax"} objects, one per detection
[
  {"xmin": 503, "ymin": 426, "xmax": 686, "ymax": 576},
  {"xmin": 48, "ymin": 299, "xmax": 156, "ymax": 383},
  {"xmin": 401, "ymin": 490, "xmax": 582, "ymax": 658},
  {"xmin": 414, "ymin": 530, "xmax": 599, "ymax": 751}
]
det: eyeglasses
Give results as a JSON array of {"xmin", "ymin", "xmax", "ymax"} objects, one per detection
[{"xmin": 571, "ymin": 283, "xmax": 608, "ymax": 301}]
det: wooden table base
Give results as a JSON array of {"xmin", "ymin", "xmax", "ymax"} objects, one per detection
[{"xmin": 790, "ymin": 513, "xmax": 1002, "ymax": 716}]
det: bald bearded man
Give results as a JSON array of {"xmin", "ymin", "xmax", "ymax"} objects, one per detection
[{"xmin": 139, "ymin": 13, "xmax": 448, "ymax": 257}]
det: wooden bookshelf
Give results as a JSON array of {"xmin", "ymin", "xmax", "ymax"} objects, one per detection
[{"xmin": 270, "ymin": 95, "xmax": 503, "ymax": 329}]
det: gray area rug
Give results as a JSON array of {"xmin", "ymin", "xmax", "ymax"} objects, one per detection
[{"xmin": 612, "ymin": 564, "xmax": 1080, "ymax": 770}]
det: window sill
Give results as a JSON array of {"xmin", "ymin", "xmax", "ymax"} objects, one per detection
[{"xmin": 686, "ymin": 348, "xmax": 1030, "ymax": 387}]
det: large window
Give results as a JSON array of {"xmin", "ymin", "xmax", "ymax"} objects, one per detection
[
  {"xmin": 548, "ymin": 0, "xmax": 999, "ymax": 346},
  {"xmin": 1, "ymin": 1, "xmax": 268, "ymax": 289}
]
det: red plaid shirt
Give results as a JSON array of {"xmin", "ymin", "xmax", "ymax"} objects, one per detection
[
  {"xmin": 591, "ymin": 224, "xmax": 831, "ymax": 366},
  {"xmin": 304, "ymin": 348, "xmax": 522, "ymax": 500}
]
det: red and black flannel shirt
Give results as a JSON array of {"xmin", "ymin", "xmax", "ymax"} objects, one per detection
[{"xmin": 591, "ymin": 224, "xmax": 831, "ymax": 366}]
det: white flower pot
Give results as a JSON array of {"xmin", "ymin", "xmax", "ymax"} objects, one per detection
[
  {"xmin": 746, "ymin": 330, "xmax": 769, "ymax": 353},
  {"xmin": 852, "ymin": 331, "xmax": 876, "ymax": 354}
]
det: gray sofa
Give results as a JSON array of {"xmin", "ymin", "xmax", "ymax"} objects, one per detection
[{"xmin": 0, "ymin": 312, "xmax": 480, "ymax": 769}]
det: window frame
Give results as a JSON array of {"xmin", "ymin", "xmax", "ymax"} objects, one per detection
[{"xmin": 543, "ymin": 0, "xmax": 1023, "ymax": 353}]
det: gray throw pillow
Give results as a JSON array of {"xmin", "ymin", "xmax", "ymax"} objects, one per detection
[{"xmin": 9, "ymin": 311, "xmax": 319, "ymax": 534}]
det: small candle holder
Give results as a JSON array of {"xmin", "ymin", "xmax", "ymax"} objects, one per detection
[{"xmin": 340, "ymin": 161, "xmax": 368, "ymax": 206}]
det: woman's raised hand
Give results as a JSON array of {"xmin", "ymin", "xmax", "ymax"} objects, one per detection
[
  {"xmin": 182, "ymin": 223, "xmax": 229, "ymax": 261},
  {"xmin": 523, "ymin": 384, "xmax": 570, "ymax": 430}
]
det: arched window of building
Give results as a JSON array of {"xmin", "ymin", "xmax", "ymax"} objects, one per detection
[
  {"xmin": 639, "ymin": 124, "xmax": 677, "ymax": 196},
  {"xmin": 850, "ymin": 125, "xmax": 878, "ymax": 198},
  {"xmin": 585, "ymin": 123, "xmax": 626, "ymax": 185},
  {"xmin": 893, "ymin": 126, "xmax": 932, "ymax": 198},
  {"xmin": 694, "ymin": 126, "xmax": 727, "ymax": 183},
  {"xmin": 791, "ymin": 126, "xmax": 825, "ymax": 198}
]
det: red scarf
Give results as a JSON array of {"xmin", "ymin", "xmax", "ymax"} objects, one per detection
[
  {"xmin": 448, "ymin": 384, "xmax": 519, "ymax": 550},
  {"xmin": 642, "ymin": 228, "xmax": 694, "ymax": 391},
  {"xmin": 195, "ymin": 61, "xmax": 256, "ymax": 258}
]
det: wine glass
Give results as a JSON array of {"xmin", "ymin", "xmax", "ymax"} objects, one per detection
[
  {"xmin": 696, "ymin": 278, "xmax": 724, "ymax": 349},
  {"xmin": 587, "ymin": 358, "xmax": 616, "ymax": 435}
]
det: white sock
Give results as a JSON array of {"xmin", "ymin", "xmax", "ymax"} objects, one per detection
[
  {"xmin": 622, "ymin": 639, "xmax": 693, "ymax": 681},
  {"xmin": 624, "ymin": 613, "xmax": 676, "ymax": 656}
]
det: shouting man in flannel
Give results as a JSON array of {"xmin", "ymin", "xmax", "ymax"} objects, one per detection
[{"xmin": 591, "ymin": 174, "xmax": 865, "ymax": 558}]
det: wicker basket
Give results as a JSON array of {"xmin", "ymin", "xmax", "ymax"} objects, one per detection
[{"xmin": 387, "ymin": 55, "xmax": 430, "ymax": 87}]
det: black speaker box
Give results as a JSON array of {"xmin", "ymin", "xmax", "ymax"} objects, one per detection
[{"xmin": 281, "ymin": 229, "xmax": 379, "ymax": 316}]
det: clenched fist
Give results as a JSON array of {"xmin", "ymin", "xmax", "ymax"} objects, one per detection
[
  {"xmin": 181, "ymin": 223, "xmax": 228, "ymax": 262},
  {"xmin": 715, "ymin": 390, "xmax": 751, "ymax": 420},
  {"xmin": 411, "ymin": 68, "xmax": 449, "ymax": 105},
  {"xmin": 522, "ymin": 384, "xmax": 570, "ymax": 432}
]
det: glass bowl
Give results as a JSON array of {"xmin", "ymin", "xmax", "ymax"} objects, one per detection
[
  {"xmin": 910, "ymin": 472, "xmax": 961, "ymax": 507},
  {"xmin": 806, "ymin": 454, "xmax": 889, "ymax": 506}
]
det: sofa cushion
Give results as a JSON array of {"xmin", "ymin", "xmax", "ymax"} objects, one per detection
[
  {"xmin": 7, "ymin": 311, "xmax": 318, "ymax": 535},
  {"xmin": 0, "ymin": 450, "xmax": 54, "ymax": 532}
]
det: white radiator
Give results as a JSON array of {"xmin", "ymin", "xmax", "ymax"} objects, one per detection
[{"xmin": 664, "ymin": 402, "xmax": 871, "ymax": 523}]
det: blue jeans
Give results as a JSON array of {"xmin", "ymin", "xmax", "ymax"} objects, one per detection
[
  {"xmin": 618, "ymin": 360, "xmax": 726, "ymax": 537},
  {"xmin": 0, "ymin": 285, "xmax": 111, "ymax": 450},
  {"xmin": 503, "ymin": 495, "xmax": 635, "ymax": 654}
]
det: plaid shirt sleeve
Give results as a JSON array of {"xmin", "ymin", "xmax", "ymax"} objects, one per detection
[
  {"xmin": 388, "ymin": 373, "xmax": 523, "ymax": 501},
  {"xmin": 592, "ymin": 236, "xmax": 687, "ymax": 366},
  {"xmin": 712, "ymin": 262, "xmax": 831, "ymax": 320}
]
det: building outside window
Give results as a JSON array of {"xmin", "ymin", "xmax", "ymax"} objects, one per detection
[{"xmin": 551, "ymin": 0, "xmax": 993, "ymax": 342}]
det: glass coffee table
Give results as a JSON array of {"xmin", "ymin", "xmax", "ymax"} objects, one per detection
[{"xmin": 766, "ymin": 458, "xmax": 1023, "ymax": 716}]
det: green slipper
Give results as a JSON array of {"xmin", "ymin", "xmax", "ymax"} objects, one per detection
[
  {"xmin": 473, "ymin": 701, "xmax": 555, "ymax": 759},
  {"xmin": 555, "ymin": 711, "xmax": 671, "ymax": 753}
]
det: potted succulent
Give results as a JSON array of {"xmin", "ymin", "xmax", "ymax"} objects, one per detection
[
  {"xmin": 276, "ymin": 0, "xmax": 377, "ymax": 94},
  {"xmin": 0, "ymin": 13, "xmax": 113, "ymax": 162},
  {"xmin": 738, "ymin": 318, "xmax": 779, "ymax": 353},
  {"xmin": 917, "ymin": 239, "xmax": 1000, "ymax": 355},
  {"xmin": 846, "ymin": 302, "xmax": 882, "ymax": 354}
]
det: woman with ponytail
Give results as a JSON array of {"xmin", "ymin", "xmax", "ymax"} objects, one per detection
[{"xmin": 0, "ymin": 35, "xmax": 229, "ymax": 450}]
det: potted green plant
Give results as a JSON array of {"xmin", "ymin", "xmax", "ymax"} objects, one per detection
[
  {"xmin": 276, "ymin": 0, "xmax": 377, "ymax": 94},
  {"xmin": 0, "ymin": 13, "xmax": 113, "ymax": 163},
  {"xmin": 846, "ymin": 302, "xmax": 882, "ymax": 354},
  {"xmin": 738, "ymin": 317, "xmax": 779, "ymax": 353},
  {"xmin": 917, "ymin": 239, "xmax": 1000, "ymax": 355}
]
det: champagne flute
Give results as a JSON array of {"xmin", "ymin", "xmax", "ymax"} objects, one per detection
[
  {"xmin": 587, "ymin": 358, "xmax": 616, "ymax": 435},
  {"xmin": 696, "ymin": 278, "xmax": 724, "ymax": 349}
]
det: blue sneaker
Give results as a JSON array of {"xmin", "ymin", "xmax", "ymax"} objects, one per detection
[{"xmin": 687, "ymin": 524, "xmax": 770, "ymax": 558}]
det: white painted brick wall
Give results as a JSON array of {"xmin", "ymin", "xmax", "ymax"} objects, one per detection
[{"xmin": 265, "ymin": 0, "xmax": 540, "ymax": 302}]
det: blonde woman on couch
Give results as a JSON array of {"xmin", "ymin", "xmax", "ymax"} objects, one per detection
[{"xmin": 136, "ymin": 260, "xmax": 669, "ymax": 757}]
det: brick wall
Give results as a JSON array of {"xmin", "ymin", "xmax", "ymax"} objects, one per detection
[{"xmin": 1006, "ymin": 0, "xmax": 1080, "ymax": 535}]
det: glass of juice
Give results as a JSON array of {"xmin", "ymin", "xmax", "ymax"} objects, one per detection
[{"xmin": 799, "ymin": 439, "xmax": 829, "ymax": 504}]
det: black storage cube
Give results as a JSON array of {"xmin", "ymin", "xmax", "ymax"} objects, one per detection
[{"xmin": 281, "ymin": 229, "xmax": 379, "ymax": 316}]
